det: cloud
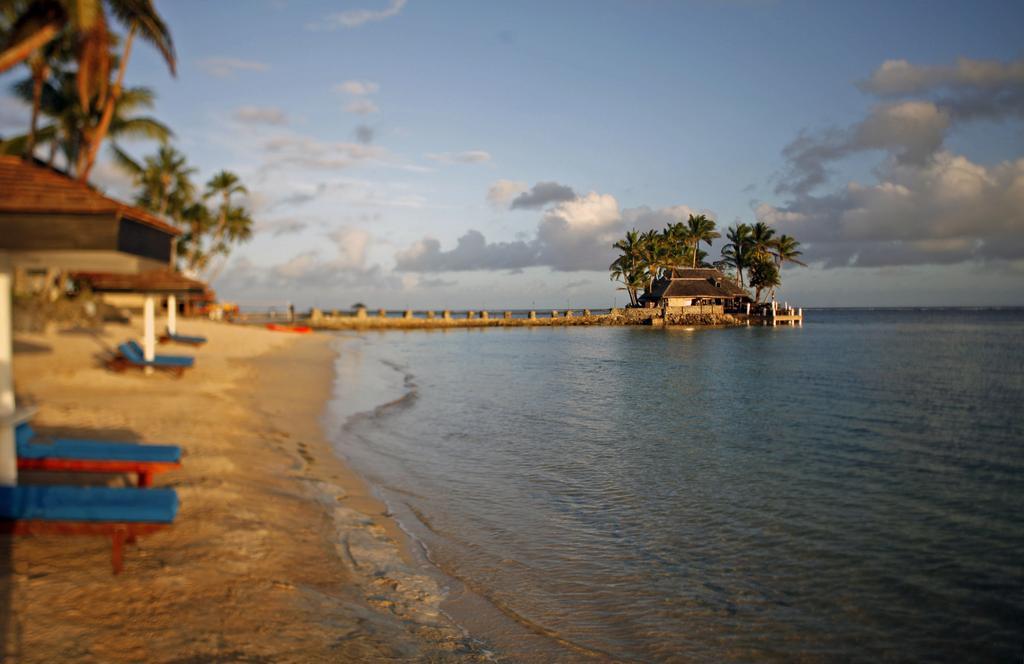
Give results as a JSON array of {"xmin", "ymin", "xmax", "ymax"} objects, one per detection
[
  {"xmin": 335, "ymin": 80, "xmax": 380, "ymax": 96},
  {"xmin": 354, "ymin": 125, "xmax": 375, "ymax": 144},
  {"xmin": 344, "ymin": 99, "xmax": 380, "ymax": 116},
  {"xmin": 220, "ymin": 227, "xmax": 384, "ymax": 296},
  {"xmin": 859, "ymin": 57, "xmax": 1024, "ymax": 98},
  {"xmin": 425, "ymin": 150, "xmax": 492, "ymax": 165},
  {"xmin": 260, "ymin": 135, "xmax": 385, "ymax": 173},
  {"xmin": 778, "ymin": 56, "xmax": 1024, "ymax": 196},
  {"xmin": 233, "ymin": 106, "xmax": 288, "ymax": 126},
  {"xmin": 757, "ymin": 152, "xmax": 1024, "ymax": 268},
  {"xmin": 777, "ymin": 101, "xmax": 951, "ymax": 195},
  {"xmin": 196, "ymin": 57, "xmax": 269, "ymax": 78},
  {"xmin": 395, "ymin": 231, "xmax": 536, "ymax": 272},
  {"xmin": 486, "ymin": 179, "xmax": 528, "ymax": 207},
  {"xmin": 510, "ymin": 181, "xmax": 578, "ymax": 209},
  {"xmin": 254, "ymin": 218, "xmax": 309, "ymax": 236},
  {"xmin": 395, "ymin": 190, "xmax": 707, "ymax": 273},
  {"xmin": 766, "ymin": 55, "xmax": 1024, "ymax": 270},
  {"xmin": 311, "ymin": 0, "xmax": 406, "ymax": 29}
]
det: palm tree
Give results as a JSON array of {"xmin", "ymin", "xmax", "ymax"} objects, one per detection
[
  {"xmin": 0, "ymin": 0, "xmax": 175, "ymax": 180},
  {"xmin": 748, "ymin": 255, "xmax": 780, "ymax": 304},
  {"xmin": 181, "ymin": 201, "xmax": 214, "ymax": 274},
  {"xmin": 121, "ymin": 143, "xmax": 195, "ymax": 220},
  {"xmin": 772, "ymin": 234, "xmax": 806, "ymax": 268},
  {"xmin": 204, "ymin": 170, "xmax": 248, "ymax": 251},
  {"xmin": 685, "ymin": 214, "xmax": 720, "ymax": 268},
  {"xmin": 611, "ymin": 230, "xmax": 643, "ymax": 306},
  {"xmin": 3, "ymin": 67, "xmax": 171, "ymax": 176},
  {"xmin": 203, "ymin": 205, "xmax": 254, "ymax": 282},
  {"xmin": 720, "ymin": 223, "xmax": 752, "ymax": 287},
  {"xmin": 749, "ymin": 221, "xmax": 777, "ymax": 262}
]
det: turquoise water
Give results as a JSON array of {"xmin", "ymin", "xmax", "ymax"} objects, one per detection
[{"xmin": 326, "ymin": 310, "xmax": 1024, "ymax": 662}]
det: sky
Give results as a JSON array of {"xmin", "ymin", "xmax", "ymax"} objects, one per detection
[{"xmin": 2, "ymin": 0, "xmax": 1023, "ymax": 308}]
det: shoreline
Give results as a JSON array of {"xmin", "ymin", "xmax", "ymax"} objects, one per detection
[{"xmin": 4, "ymin": 319, "xmax": 483, "ymax": 661}]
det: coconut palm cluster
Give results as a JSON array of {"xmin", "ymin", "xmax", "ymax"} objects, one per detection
[{"xmin": 610, "ymin": 215, "xmax": 804, "ymax": 306}]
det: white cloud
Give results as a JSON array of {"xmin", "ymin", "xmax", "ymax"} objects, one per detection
[
  {"xmin": 233, "ymin": 106, "xmax": 288, "ymax": 126},
  {"xmin": 344, "ymin": 99, "xmax": 380, "ymax": 116},
  {"xmin": 259, "ymin": 134, "xmax": 385, "ymax": 173},
  {"xmin": 310, "ymin": 0, "xmax": 407, "ymax": 30},
  {"xmin": 758, "ymin": 152, "xmax": 1024, "ymax": 267},
  {"xmin": 486, "ymin": 179, "xmax": 528, "ymax": 207},
  {"xmin": 335, "ymin": 80, "xmax": 380, "ymax": 96},
  {"xmin": 396, "ymin": 189, "xmax": 709, "ymax": 273},
  {"xmin": 425, "ymin": 150, "xmax": 492, "ymax": 165},
  {"xmin": 860, "ymin": 57, "xmax": 1024, "ymax": 97},
  {"xmin": 196, "ymin": 57, "xmax": 269, "ymax": 78}
]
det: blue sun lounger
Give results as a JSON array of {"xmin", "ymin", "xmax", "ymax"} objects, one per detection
[
  {"xmin": 16, "ymin": 423, "xmax": 182, "ymax": 486},
  {"xmin": 159, "ymin": 330, "xmax": 207, "ymax": 346},
  {"xmin": 107, "ymin": 340, "xmax": 194, "ymax": 376},
  {"xmin": 0, "ymin": 484, "xmax": 179, "ymax": 573}
]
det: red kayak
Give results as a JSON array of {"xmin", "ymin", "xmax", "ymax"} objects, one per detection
[{"xmin": 265, "ymin": 323, "xmax": 313, "ymax": 334}]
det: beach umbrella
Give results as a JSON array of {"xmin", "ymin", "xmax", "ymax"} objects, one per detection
[
  {"xmin": 0, "ymin": 156, "xmax": 181, "ymax": 486},
  {"xmin": 73, "ymin": 270, "xmax": 208, "ymax": 366}
]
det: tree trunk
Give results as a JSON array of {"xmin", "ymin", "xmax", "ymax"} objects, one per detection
[
  {"xmin": 185, "ymin": 224, "xmax": 202, "ymax": 272},
  {"xmin": 78, "ymin": 24, "xmax": 136, "ymax": 182},
  {"xmin": 25, "ymin": 62, "xmax": 47, "ymax": 158},
  {"xmin": 0, "ymin": 23, "xmax": 60, "ymax": 74},
  {"xmin": 207, "ymin": 191, "xmax": 231, "ymax": 249}
]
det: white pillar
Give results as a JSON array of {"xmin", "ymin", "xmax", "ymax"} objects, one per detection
[
  {"xmin": 0, "ymin": 251, "xmax": 17, "ymax": 485},
  {"xmin": 143, "ymin": 293, "xmax": 156, "ymax": 375},
  {"xmin": 167, "ymin": 294, "xmax": 177, "ymax": 335}
]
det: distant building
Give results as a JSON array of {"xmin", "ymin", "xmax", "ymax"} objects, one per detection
[{"xmin": 640, "ymin": 268, "xmax": 751, "ymax": 311}]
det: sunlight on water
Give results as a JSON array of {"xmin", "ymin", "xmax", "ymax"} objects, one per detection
[{"xmin": 327, "ymin": 311, "xmax": 1024, "ymax": 661}]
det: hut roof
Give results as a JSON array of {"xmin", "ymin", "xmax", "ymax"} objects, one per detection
[
  {"xmin": 0, "ymin": 156, "xmax": 179, "ymax": 236},
  {"xmin": 74, "ymin": 269, "xmax": 208, "ymax": 294},
  {"xmin": 647, "ymin": 268, "xmax": 749, "ymax": 300}
]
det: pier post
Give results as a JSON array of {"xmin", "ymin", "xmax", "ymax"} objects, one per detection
[
  {"xmin": 403, "ymin": 309, "xmax": 413, "ymax": 319},
  {"xmin": 467, "ymin": 311, "xmax": 476, "ymax": 320},
  {"xmin": 551, "ymin": 310, "xmax": 559, "ymax": 319},
  {"xmin": 442, "ymin": 310, "xmax": 451, "ymax": 321},
  {"xmin": 503, "ymin": 311, "xmax": 512, "ymax": 319},
  {"xmin": 481, "ymin": 311, "xmax": 489, "ymax": 320},
  {"xmin": 528, "ymin": 311, "xmax": 537, "ymax": 320},
  {"xmin": 565, "ymin": 310, "xmax": 573, "ymax": 318},
  {"xmin": 167, "ymin": 294, "xmax": 177, "ymax": 335},
  {"xmin": 378, "ymin": 308, "xmax": 387, "ymax": 318},
  {"xmin": 426, "ymin": 310, "xmax": 435, "ymax": 320}
]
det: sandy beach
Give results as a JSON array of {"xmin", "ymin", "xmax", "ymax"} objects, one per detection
[{"xmin": 2, "ymin": 319, "xmax": 482, "ymax": 662}]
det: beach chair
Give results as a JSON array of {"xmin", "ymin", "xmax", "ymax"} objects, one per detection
[
  {"xmin": 159, "ymin": 329, "xmax": 207, "ymax": 346},
  {"xmin": 0, "ymin": 485, "xmax": 178, "ymax": 574},
  {"xmin": 16, "ymin": 423, "xmax": 182, "ymax": 487},
  {"xmin": 106, "ymin": 340, "xmax": 194, "ymax": 377}
]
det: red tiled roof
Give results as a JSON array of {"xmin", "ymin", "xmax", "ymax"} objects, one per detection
[{"xmin": 0, "ymin": 156, "xmax": 180, "ymax": 236}]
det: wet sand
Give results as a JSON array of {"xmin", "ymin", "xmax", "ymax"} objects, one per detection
[{"xmin": 2, "ymin": 320, "xmax": 483, "ymax": 662}]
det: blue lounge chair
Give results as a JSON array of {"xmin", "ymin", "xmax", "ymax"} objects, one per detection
[
  {"xmin": 0, "ymin": 484, "xmax": 178, "ymax": 573},
  {"xmin": 159, "ymin": 329, "xmax": 207, "ymax": 346},
  {"xmin": 16, "ymin": 423, "xmax": 182, "ymax": 486},
  {"xmin": 107, "ymin": 340, "xmax": 194, "ymax": 376}
]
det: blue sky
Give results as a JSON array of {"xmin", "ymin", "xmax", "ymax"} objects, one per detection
[{"xmin": 3, "ymin": 0, "xmax": 1023, "ymax": 308}]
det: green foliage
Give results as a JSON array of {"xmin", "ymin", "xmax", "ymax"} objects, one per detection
[
  {"xmin": 610, "ymin": 214, "xmax": 806, "ymax": 305},
  {"xmin": 747, "ymin": 255, "xmax": 781, "ymax": 303}
]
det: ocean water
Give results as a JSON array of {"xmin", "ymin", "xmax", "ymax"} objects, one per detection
[{"xmin": 325, "ymin": 309, "xmax": 1024, "ymax": 662}]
